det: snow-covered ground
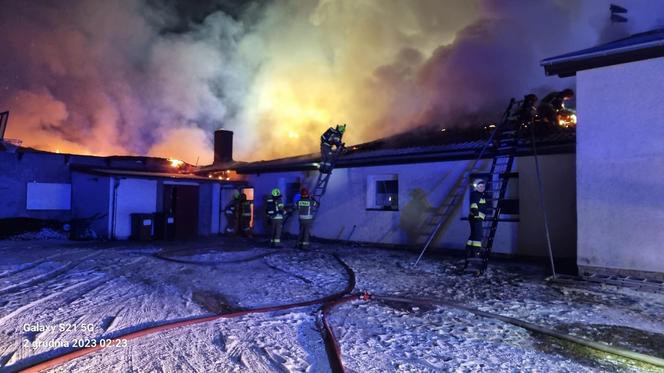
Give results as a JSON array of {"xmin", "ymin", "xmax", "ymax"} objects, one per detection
[{"xmin": 0, "ymin": 238, "xmax": 662, "ymax": 372}]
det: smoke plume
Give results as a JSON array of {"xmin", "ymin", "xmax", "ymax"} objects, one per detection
[{"xmin": 1, "ymin": 0, "xmax": 663, "ymax": 163}]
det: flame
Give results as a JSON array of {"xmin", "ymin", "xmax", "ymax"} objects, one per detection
[
  {"xmin": 208, "ymin": 169, "xmax": 239, "ymax": 182},
  {"xmin": 557, "ymin": 110, "xmax": 577, "ymax": 128},
  {"xmin": 169, "ymin": 158, "xmax": 184, "ymax": 168}
]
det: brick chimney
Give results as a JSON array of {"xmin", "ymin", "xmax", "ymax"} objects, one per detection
[{"xmin": 214, "ymin": 129, "xmax": 233, "ymax": 163}]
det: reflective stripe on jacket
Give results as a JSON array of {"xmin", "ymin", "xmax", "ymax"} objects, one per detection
[
  {"xmin": 470, "ymin": 191, "xmax": 488, "ymax": 220},
  {"xmin": 297, "ymin": 198, "xmax": 316, "ymax": 220}
]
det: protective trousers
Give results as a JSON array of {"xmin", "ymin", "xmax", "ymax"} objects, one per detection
[
  {"xmin": 320, "ymin": 143, "xmax": 333, "ymax": 173},
  {"xmin": 270, "ymin": 218, "xmax": 283, "ymax": 245},
  {"xmin": 225, "ymin": 211, "xmax": 238, "ymax": 234},
  {"xmin": 298, "ymin": 219, "xmax": 312, "ymax": 248},
  {"xmin": 467, "ymin": 218, "xmax": 483, "ymax": 253},
  {"xmin": 241, "ymin": 214, "xmax": 252, "ymax": 236}
]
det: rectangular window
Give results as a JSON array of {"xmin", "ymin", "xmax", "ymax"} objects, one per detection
[{"xmin": 366, "ymin": 175, "xmax": 398, "ymax": 211}]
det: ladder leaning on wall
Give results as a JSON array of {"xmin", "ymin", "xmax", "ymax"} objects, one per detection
[
  {"xmin": 310, "ymin": 143, "xmax": 345, "ymax": 218},
  {"xmin": 414, "ymin": 97, "xmax": 557, "ymax": 278},
  {"xmin": 284, "ymin": 135, "xmax": 345, "ymax": 226}
]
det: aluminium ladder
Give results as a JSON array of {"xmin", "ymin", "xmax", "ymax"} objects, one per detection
[{"xmin": 414, "ymin": 98, "xmax": 529, "ymax": 268}]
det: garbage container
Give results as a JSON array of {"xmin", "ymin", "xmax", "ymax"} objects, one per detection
[
  {"xmin": 154, "ymin": 212, "xmax": 175, "ymax": 240},
  {"xmin": 130, "ymin": 213, "xmax": 153, "ymax": 241}
]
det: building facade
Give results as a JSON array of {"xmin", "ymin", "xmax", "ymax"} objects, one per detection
[{"xmin": 542, "ymin": 28, "xmax": 664, "ymax": 276}]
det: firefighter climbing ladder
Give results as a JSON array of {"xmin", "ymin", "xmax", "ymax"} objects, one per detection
[
  {"xmin": 310, "ymin": 144, "xmax": 345, "ymax": 218},
  {"xmin": 414, "ymin": 98, "xmax": 557, "ymax": 278}
]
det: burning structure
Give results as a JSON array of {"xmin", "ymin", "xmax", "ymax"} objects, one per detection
[
  {"xmin": 0, "ymin": 133, "xmax": 246, "ymax": 240},
  {"xmin": 1, "ymin": 27, "xmax": 664, "ymax": 280}
]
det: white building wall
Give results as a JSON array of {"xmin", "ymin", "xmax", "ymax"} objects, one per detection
[
  {"xmin": 113, "ymin": 178, "xmax": 157, "ymax": 239},
  {"xmin": 211, "ymin": 184, "xmax": 221, "ymax": 235},
  {"xmin": 518, "ymin": 153, "xmax": 576, "ymax": 259},
  {"xmin": 577, "ymin": 57, "xmax": 664, "ymax": 274},
  {"xmin": 245, "ymin": 153, "xmax": 575, "ymax": 257}
]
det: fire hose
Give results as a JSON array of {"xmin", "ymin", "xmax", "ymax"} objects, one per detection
[
  {"xmin": 17, "ymin": 253, "xmax": 356, "ymax": 373},
  {"xmin": 14, "ymin": 253, "xmax": 664, "ymax": 372},
  {"xmin": 357, "ymin": 294, "xmax": 664, "ymax": 370}
]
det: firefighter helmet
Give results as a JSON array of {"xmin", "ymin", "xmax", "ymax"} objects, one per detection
[
  {"xmin": 472, "ymin": 178, "xmax": 486, "ymax": 190},
  {"xmin": 300, "ymin": 187, "xmax": 310, "ymax": 198},
  {"xmin": 336, "ymin": 124, "xmax": 346, "ymax": 134},
  {"xmin": 271, "ymin": 188, "xmax": 281, "ymax": 197}
]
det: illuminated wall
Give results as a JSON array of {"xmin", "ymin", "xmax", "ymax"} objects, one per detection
[
  {"xmin": 244, "ymin": 153, "xmax": 576, "ymax": 258},
  {"xmin": 577, "ymin": 57, "xmax": 664, "ymax": 275}
]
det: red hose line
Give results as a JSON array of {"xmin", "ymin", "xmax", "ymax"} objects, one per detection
[
  {"xmin": 321, "ymin": 295, "xmax": 362, "ymax": 373},
  {"xmin": 18, "ymin": 254, "xmax": 356, "ymax": 373}
]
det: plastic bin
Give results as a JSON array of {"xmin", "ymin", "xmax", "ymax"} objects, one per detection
[{"xmin": 130, "ymin": 213, "xmax": 153, "ymax": 241}]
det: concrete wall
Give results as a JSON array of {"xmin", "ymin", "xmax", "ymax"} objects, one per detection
[
  {"xmin": 113, "ymin": 178, "xmax": 158, "ymax": 239},
  {"xmin": 577, "ymin": 57, "xmax": 664, "ymax": 274},
  {"xmin": 71, "ymin": 172, "xmax": 111, "ymax": 237},
  {"xmin": 0, "ymin": 152, "xmax": 74, "ymax": 221},
  {"xmin": 198, "ymin": 183, "xmax": 213, "ymax": 237},
  {"xmin": 518, "ymin": 153, "xmax": 577, "ymax": 259},
  {"xmin": 245, "ymin": 153, "xmax": 575, "ymax": 258},
  {"xmin": 0, "ymin": 150, "xmax": 231, "ymax": 239}
]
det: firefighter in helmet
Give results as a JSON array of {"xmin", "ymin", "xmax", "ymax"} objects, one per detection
[
  {"xmin": 320, "ymin": 124, "xmax": 346, "ymax": 173},
  {"xmin": 517, "ymin": 94, "xmax": 538, "ymax": 127},
  {"xmin": 466, "ymin": 178, "xmax": 488, "ymax": 264},
  {"xmin": 266, "ymin": 188, "xmax": 286, "ymax": 247},
  {"xmin": 296, "ymin": 187, "xmax": 318, "ymax": 248},
  {"xmin": 239, "ymin": 192, "xmax": 253, "ymax": 237},
  {"xmin": 224, "ymin": 190, "xmax": 241, "ymax": 234},
  {"xmin": 537, "ymin": 88, "xmax": 574, "ymax": 127}
]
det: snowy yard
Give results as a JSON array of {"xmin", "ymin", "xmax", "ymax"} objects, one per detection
[{"xmin": 0, "ymin": 238, "xmax": 663, "ymax": 372}]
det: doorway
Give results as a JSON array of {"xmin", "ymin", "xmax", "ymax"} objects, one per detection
[{"xmin": 163, "ymin": 184, "xmax": 199, "ymax": 239}]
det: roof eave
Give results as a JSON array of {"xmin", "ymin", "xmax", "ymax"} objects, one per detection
[
  {"xmin": 541, "ymin": 43, "xmax": 664, "ymax": 77},
  {"xmin": 233, "ymin": 142, "xmax": 575, "ymax": 174}
]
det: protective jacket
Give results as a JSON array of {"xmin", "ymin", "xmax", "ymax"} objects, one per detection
[
  {"xmin": 469, "ymin": 191, "xmax": 488, "ymax": 221},
  {"xmin": 266, "ymin": 195, "xmax": 285, "ymax": 220},
  {"xmin": 297, "ymin": 197, "xmax": 318, "ymax": 220},
  {"xmin": 467, "ymin": 190, "xmax": 488, "ymax": 249},
  {"xmin": 321, "ymin": 127, "xmax": 343, "ymax": 147}
]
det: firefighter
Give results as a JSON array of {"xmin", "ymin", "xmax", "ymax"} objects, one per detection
[
  {"xmin": 239, "ymin": 192, "xmax": 253, "ymax": 237},
  {"xmin": 320, "ymin": 124, "xmax": 346, "ymax": 173},
  {"xmin": 537, "ymin": 88, "xmax": 574, "ymax": 127},
  {"xmin": 296, "ymin": 187, "xmax": 318, "ymax": 249},
  {"xmin": 466, "ymin": 178, "xmax": 488, "ymax": 265},
  {"xmin": 223, "ymin": 190, "xmax": 241, "ymax": 234},
  {"xmin": 266, "ymin": 188, "xmax": 285, "ymax": 247},
  {"xmin": 517, "ymin": 94, "xmax": 538, "ymax": 126}
]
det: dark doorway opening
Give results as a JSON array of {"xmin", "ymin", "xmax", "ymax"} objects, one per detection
[{"xmin": 162, "ymin": 184, "xmax": 199, "ymax": 239}]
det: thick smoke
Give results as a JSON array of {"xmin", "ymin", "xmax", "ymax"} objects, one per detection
[{"xmin": 1, "ymin": 0, "xmax": 663, "ymax": 162}]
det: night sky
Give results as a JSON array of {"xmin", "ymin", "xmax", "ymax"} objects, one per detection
[{"xmin": 1, "ymin": 0, "xmax": 662, "ymax": 163}]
